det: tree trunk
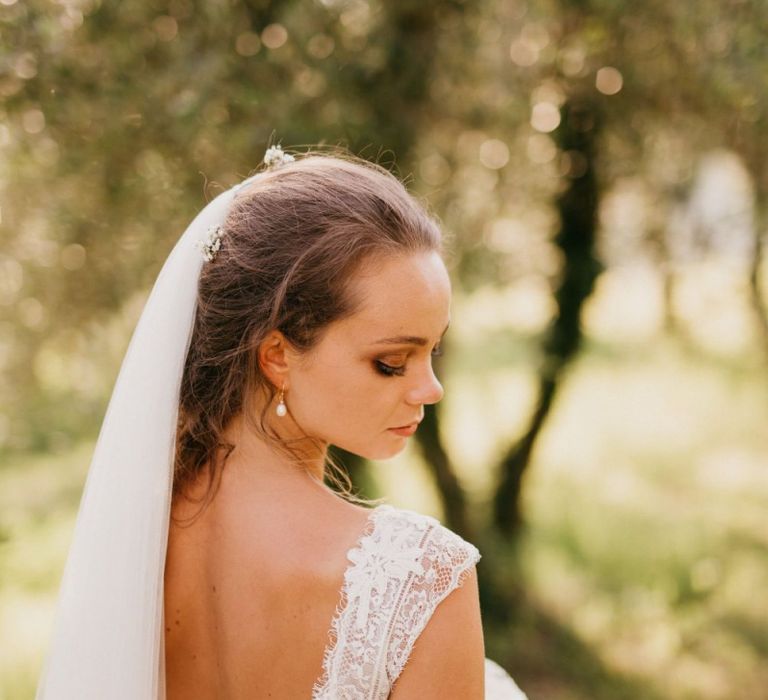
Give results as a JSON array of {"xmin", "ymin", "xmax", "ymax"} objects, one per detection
[
  {"xmin": 493, "ymin": 95, "xmax": 603, "ymax": 536},
  {"xmin": 413, "ymin": 346, "xmax": 473, "ymax": 539}
]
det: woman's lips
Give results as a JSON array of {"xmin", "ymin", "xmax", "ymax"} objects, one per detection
[{"xmin": 388, "ymin": 422, "xmax": 418, "ymax": 436}]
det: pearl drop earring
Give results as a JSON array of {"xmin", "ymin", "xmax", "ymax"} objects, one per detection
[{"xmin": 276, "ymin": 384, "xmax": 287, "ymax": 417}]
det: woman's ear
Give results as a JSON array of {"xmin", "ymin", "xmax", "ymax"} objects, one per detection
[{"xmin": 257, "ymin": 329, "xmax": 291, "ymax": 388}]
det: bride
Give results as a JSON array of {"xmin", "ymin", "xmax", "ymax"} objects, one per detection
[{"xmin": 36, "ymin": 146, "xmax": 527, "ymax": 699}]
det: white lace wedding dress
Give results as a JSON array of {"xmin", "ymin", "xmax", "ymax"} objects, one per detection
[{"xmin": 309, "ymin": 503, "xmax": 527, "ymax": 699}]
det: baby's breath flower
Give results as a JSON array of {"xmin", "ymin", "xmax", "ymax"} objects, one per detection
[
  {"xmin": 197, "ymin": 224, "xmax": 224, "ymax": 262},
  {"xmin": 264, "ymin": 144, "xmax": 295, "ymax": 169}
]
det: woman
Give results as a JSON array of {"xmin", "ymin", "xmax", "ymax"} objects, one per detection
[{"xmin": 36, "ymin": 146, "xmax": 527, "ymax": 699}]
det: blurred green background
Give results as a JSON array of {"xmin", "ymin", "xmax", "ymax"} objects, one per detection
[{"xmin": 2, "ymin": 0, "xmax": 768, "ymax": 698}]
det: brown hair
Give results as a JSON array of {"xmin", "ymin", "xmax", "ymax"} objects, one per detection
[{"xmin": 173, "ymin": 148, "xmax": 444, "ymax": 522}]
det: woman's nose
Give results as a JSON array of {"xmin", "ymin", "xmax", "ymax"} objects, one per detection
[{"xmin": 407, "ymin": 363, "xmax": 444, "ymax": 405}]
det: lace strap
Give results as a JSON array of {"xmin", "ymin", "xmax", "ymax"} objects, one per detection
[
  {"xmin": 383, "ymin": 510, "xmax": 481, "ymax": 689},
  {"xmin": 311, "ymin": 505, "xmax": 481, "ymax": 700}
]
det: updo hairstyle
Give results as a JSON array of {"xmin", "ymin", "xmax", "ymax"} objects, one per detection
[{"xmin": 174, "ymin": 149, "xmax": 444, "ymax": 520}]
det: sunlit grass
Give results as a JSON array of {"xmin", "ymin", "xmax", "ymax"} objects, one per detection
[
  {"xmin": 504, "ymin": 339, "xmax": 767, "ymax": 699},
  {"xmin": 0, "ymin": 441, "xmax": 90, "ymax": 700}
]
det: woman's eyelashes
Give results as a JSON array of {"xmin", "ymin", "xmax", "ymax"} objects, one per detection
[
  {"xmin": 374, "ymin": 345, "xmax": 444, "ymax": 377},
  {"xmin": 374, "ymin": 360, "xmax": 406, "ymax": 377}
]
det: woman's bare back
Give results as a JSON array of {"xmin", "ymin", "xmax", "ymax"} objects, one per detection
[{"xmin": 163, "ymin": 466, "xmax": 373, "ymax": 700}]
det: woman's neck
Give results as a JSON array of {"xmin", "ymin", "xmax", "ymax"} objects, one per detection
[{"xmin": 222, "ymin": 411, "xmax": 328, "ymax": 483}]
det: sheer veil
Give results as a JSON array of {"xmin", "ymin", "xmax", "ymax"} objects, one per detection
[{"xmin": 35, "ymin": 173, "xmax": 263, "ymax": 700}]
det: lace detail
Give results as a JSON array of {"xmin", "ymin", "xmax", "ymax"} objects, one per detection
[{"xmin": 310, "ymin": 504, "xmax": 482, "ymax": 700}]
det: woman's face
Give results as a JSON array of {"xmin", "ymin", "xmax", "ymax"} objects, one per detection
[{"xmin": 282, "ymin": 250, "xmax": 450, "ymax": 460}]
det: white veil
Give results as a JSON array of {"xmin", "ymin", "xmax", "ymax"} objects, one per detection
[{"xmin": 35, "ymin": 172, "xmax": 263, "ymax": 700}]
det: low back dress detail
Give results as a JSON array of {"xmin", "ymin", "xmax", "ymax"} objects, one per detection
[{"xmin": 310, "ymin": 503, "xmax": 528, "ymax": 700}]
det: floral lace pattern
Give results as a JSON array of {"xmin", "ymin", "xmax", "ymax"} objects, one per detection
[{"xmin": 310, "ymin": 503, "xmax": 482, "ymax": 699}]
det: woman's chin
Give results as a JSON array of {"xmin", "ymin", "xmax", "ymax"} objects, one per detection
[
  {"xmin": 337, "ymin": 438, "xmax": 407, "ymax": 461},
  {"xmin": 372, "ymin": 445, "xmax": 406, "ymax": 460}
]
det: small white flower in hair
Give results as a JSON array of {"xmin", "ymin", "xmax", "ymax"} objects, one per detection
[
  {"xmin": 198, "ymin": 224, "xmax": 224, "ymax": 262},
  {"xmin": 264, "ymin": 144, "xmax": 295, "ymax": 169}
]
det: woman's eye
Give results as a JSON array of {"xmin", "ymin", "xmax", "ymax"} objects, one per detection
[
  {"xmin": 375, "ymin": 346, "xmax": 443, "ymax": 377},
  {"xmin": 375, "ymin": 360, "xmax": 406, "ymax": 377}
]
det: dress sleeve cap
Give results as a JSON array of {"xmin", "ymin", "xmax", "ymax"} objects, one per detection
[{"xmin": 385, "ymin": 515, "xmax": 483, "ymax": 687}]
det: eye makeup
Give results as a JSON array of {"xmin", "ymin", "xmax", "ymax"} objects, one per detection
[{"xmin": 373, "ymin": 345, "xmax": 444, "ymax": 378}]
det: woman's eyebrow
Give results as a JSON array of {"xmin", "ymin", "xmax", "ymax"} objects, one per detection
[{"xmin": 370, "ymin": 322, "xmax": 450, "ymax": 346}]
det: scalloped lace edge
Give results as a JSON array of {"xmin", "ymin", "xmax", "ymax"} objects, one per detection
[{"xmin": 310, "ymin": 503, "xmax": 390, "ymax": 698}]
